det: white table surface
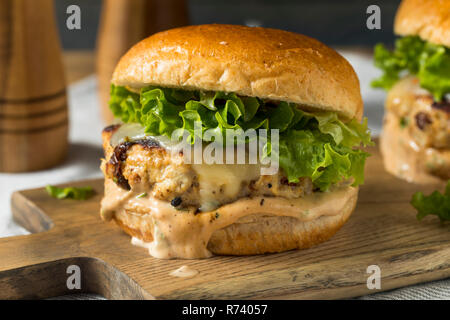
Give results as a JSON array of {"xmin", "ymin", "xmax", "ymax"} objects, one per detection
[{"xmin": 0, "ymin": 51, "xmax": 448, "ymax": 300}]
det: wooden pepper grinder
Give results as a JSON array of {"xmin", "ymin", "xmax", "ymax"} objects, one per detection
[
  {"xmin": 0, "ymin": 0, "xmax": 68, "ymax": 172},
  {"xmin": 96, "ymin": 0, "xmax": 189, "ymax": 123}
]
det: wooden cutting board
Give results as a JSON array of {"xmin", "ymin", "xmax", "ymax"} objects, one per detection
[{"xmin": 0, "ymin": 143, "xmax": 449, "ymax": 300}]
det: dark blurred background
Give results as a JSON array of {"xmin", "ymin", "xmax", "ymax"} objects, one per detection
[{"xmin": 55, "ymin": 0, "xmax": 401, "ymax": 49}]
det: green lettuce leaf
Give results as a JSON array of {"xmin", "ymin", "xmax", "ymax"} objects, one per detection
[
  {"xmin": 46, "ymin": 185, "xmax": 94, "ymax": 200},
  {"xmin": 371, "ymin": 36, "xmax": 450, "ymax": 101},
  {"xmin": 411, "ymin": 181, "xmax": 450, "ymax": 222},
  {"xmin": 109, "ymin": 85, "xmax": 372, "ymax": 190},
  {"xmin": 278, "ymin": 129, "xmax": 370, "ymax": 191}
]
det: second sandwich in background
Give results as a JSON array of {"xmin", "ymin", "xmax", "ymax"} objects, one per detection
[{"xmin": 372, "ymin": 0, "xmax": 450, "ymax": 184}]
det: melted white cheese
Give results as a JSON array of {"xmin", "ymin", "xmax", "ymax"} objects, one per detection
[
  {"xmin": 110, "ymin": 123, "xmax": 183, "ymax": 152},
  {"xmin": 192, "ymin": 163, "xmax": 261, "ymax": 211}
]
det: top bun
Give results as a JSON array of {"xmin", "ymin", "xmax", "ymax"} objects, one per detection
[
  {"xmin": 112, "ymin": 24, "xmax": 363, "ymax": 120},
  {"xmin": 395, "ymin": 0, "xmax": 450, "ymax": 47}
]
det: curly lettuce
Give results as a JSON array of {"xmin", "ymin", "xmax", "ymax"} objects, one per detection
[
  {"xmin": 411, "ymin": 181, "xmax": 450, "ymax": 222},
  {"xmin": 110, "ymin": 85, "xmax": 372, "ymax": 191},
  {"xmin": 371, "ymin": 36, "xmax": 450, "ymax": 101}
]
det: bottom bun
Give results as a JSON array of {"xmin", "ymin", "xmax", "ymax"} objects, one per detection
[{"xmin": 112, "ymin": 188, "xmax": 358, "ymax": 256}]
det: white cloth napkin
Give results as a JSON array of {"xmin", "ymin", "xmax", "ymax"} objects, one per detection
[{"xmin": 1, "ymin": 52, "xmax": 448, "ymax": 300}]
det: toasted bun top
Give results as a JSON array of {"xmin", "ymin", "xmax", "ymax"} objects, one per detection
[
  {"xmin": 112, "ymin": 24, "xmax": 363, "ymax": 120},
  {"xmin": 395, "ymin": 0, "xmax": 450, "ymax": 47}
]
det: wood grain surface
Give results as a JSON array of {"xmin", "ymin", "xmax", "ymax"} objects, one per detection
[
  {"xmin": 0, "ymin": 0, "xmax": 68, "ymax": 172},
  {"xmin": 0, "ymin": 143, "xmax": 448, "ymax": 300}
]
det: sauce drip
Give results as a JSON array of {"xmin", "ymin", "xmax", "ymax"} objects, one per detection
[
  {"xmin": 169, "ymin": 266, "xmax": 199, "ymax": 278},
  {"xmin": 101, "ymin": 179, "xmax": 357, "ymax": 259}
]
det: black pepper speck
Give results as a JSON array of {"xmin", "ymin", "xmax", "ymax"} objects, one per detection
[{"xmin": 171, "ymin": 197, "xmax": 182, "ymax": 207}]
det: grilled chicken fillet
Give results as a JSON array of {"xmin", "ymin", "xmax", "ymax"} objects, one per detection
[{"xmin": 101, "ymin": 124, "xmax": 314, "ymax": 215}]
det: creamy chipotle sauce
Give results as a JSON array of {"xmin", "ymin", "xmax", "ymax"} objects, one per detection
[
  {"xmin": 101, "ymin": 179, "xmax": 357, "ymax": 259},
  {"xmin": 169, "ymin": 265, "xmax": 199, "ymax": 278}
]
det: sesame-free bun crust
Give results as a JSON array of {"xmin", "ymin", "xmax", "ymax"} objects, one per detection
[
  {"xmin": 395, "ymin": 0, "xmax": 450, "ymax": 47},
  {"xmin": 112, "ymin": 185, "xmax": 357, "ymax": 256},
  {"xmin": 112, "ymin": 24, "xmax": 363, "ymax": 120}
]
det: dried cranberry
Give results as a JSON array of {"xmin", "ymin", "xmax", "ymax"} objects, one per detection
[{"xmin": 415, "ymin": 112, "xmax": 432, "ymax": 130}]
